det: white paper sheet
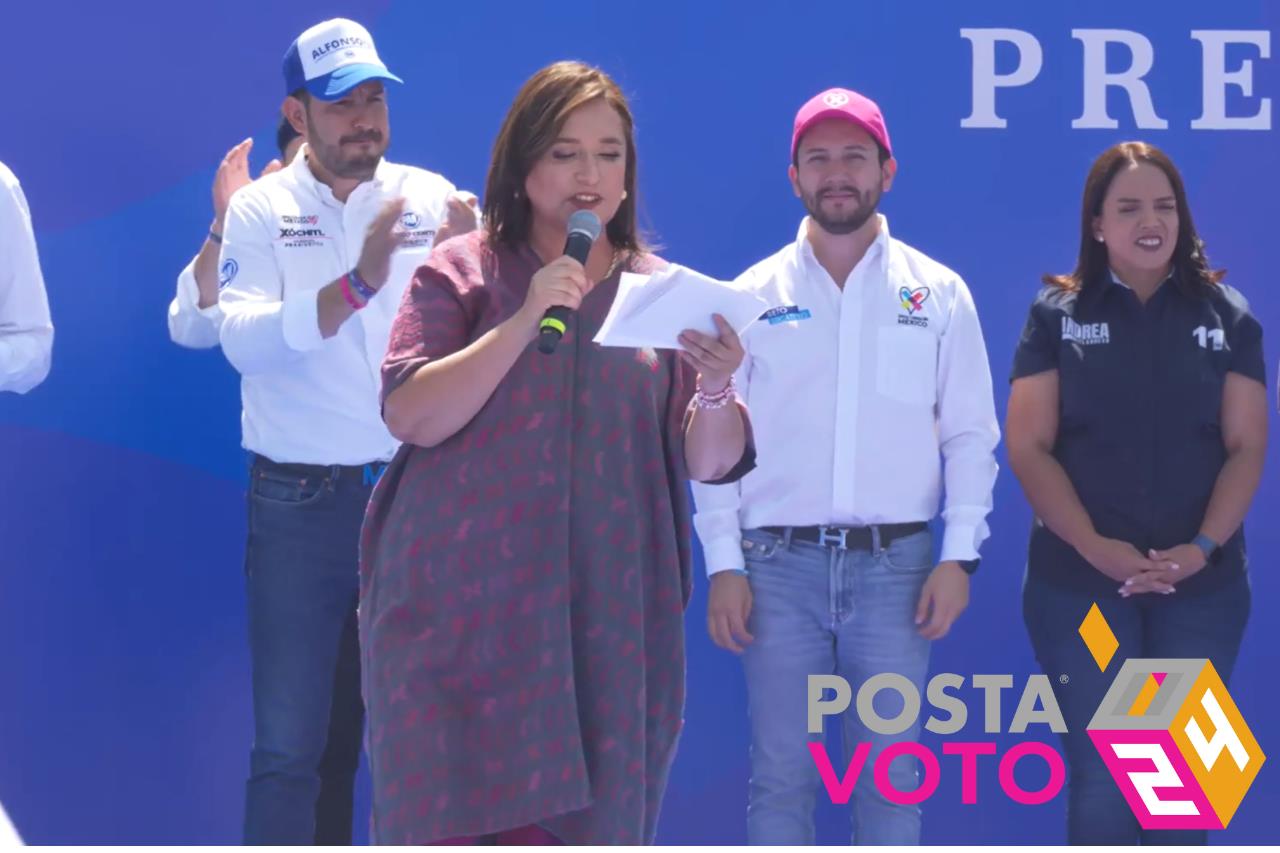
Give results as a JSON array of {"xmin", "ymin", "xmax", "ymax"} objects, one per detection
[{"xmin": 594, "ymin": 264, "xmax": 770, "ymax": 349}]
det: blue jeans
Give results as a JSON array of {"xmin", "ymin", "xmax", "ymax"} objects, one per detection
[
  {"xmin": 740, "ymin": 527, "xmax": 934, "ymax": 845},
  {"xmin": 1023, "ymin": 570, "xmax": 1251, "ymax": 846},
  {"xmin": 242, "ymin": 456, "xmax": 374, "ymax": 845}
]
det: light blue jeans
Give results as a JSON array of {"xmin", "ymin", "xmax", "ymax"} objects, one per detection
[{"xmin": 740, "ymin": 527, "xmax": 934, "ymax": 845}]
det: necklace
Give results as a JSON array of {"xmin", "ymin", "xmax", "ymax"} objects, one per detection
[{"xmin": 598, "ymin": 249, "xmax": 626, "ymax": 282}]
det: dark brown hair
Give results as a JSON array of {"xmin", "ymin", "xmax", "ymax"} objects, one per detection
[
  {"xmin": 1045, "ymin": 141, "xmax": 1223, "ymax": 294},
  {"xmin": 483, "ymin": 61, "xmax": 643, "ymax": 252},
  {"xmin": 276, "ymin": 115, "xmax": 301, "ymax": 158}
]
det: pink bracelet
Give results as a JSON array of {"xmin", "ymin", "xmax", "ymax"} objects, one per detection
[
  {"xmin": 694, "ymin": 377, "xmax": 736, "ymax": 410},
  {"xmin": 339, "ymin": 275, "xmax": 366, "ymax": 310}
]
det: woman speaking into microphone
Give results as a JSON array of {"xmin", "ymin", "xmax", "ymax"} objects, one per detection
[{"xmin": 359, "ymin": 61, "xmax": 752, "ymax": 845}]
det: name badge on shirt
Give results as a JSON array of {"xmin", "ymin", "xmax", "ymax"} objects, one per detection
[{"xmin": 761, "ymin": 305, "xmax": 812, "ymax": 325}]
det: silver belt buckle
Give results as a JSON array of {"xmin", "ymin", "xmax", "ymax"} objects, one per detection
[{"xmin": 817, "ymin": 525, "xmax": 849, "ymax": 550}]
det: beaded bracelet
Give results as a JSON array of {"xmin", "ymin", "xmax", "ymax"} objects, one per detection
[
  {"xmin": 339, "ymin": 275, "xmax": 366, "ymax": 310},
  {"xmin": 694, "ymin": 377, "xmax": 736, "ymax": 410},
  {"xmin": 348, "ymin": 267, "xmax": 377, "ymax": 302}
]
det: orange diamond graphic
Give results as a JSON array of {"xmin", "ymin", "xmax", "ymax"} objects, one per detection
[{"xmin": 1079, "ymin": 603, "xmax": 1119, "ymax": 671}]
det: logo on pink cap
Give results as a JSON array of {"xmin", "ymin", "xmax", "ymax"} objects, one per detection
[{"xmin": 791, "ymin": 87, "xmax": 892, "ymax": 162}]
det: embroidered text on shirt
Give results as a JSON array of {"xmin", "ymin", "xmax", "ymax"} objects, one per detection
[
  {"xmin": 277, "ymin": 214, "xmax": 329, "ymax": 248},
  {"xmin": 399, "ymin": 209, "xmax": 437, "ymax": 248},
  {"xmin": 1062, "ymin": 317, "xmax": 1110, "ymax": 346}
]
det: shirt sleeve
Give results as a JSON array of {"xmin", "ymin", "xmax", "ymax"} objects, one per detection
[
  {"xmin": 1010, "ymin": 292, "xmax": 1059, "ymax": 381},
  {"xmin": 381, "ymin": 252, "xmax": 474, "ymax": 405},
  {"xmin": 441, "ymin": 187, "xmax": 481, "ymax": 243},
  {"xmin": 1224, "ymin": 290, "xmax": 1265, "ymax": 386},
  {"xmin": 0, "ymin": 173, "xmax": 53, "ymax": 394},
  {"xmin": 690, "ymin": 302, "xmax": 755, "ymax": 576},
  {"xmin": 217, "ymin": 187, "xmax": 322, "ymax": 375},
  {"xmin": 167, "ymin": 256, "xmax": 224, "ymax": 349},
  {"xmin": 936, "ymin": 277, "xmax": 1001, "ymax": 563}
]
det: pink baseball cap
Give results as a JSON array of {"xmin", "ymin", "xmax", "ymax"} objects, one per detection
[{"xmin": 791, "ymin": 88, "xmax": 892, "ymax": 161}]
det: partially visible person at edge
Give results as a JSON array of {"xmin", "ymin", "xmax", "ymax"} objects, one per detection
[
  {"xmin": 359, "ymin": 60, "xmax": 754, "ymax": 845},
  {"xmin": 0, "ymin": 156, "xmax": 53, "ymax": 846},
  {"xmin": 0, "ymin": 160, "xmax": 53, "ymax": 393},
  {"xmin": 214, "ymin": 18, "xmax": 477, "ymax": 844},
  {"xmin": 1007, "ymin": 141, "xmax": 1267, "ymax": 846}
]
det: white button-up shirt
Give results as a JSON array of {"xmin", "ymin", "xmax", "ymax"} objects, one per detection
[
  {"xmin": 0, "ymin": 799, "xmax": 20, "ymax": 845},
  {"xmin": 0, "ymin": 161, "xmax": 53, "ymax": 394},
  {"xmin": 693, "ymin": 216, "xmax": 999, "ymax": 574},
  {"xmin": 217, "ymin": 146, "xmax": 455, "ymax": 465},
  {"xmin": 167, "ymin": 258, "xmax": 222, "ymax": 349}
]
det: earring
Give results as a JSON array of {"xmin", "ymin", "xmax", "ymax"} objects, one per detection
[
  {"xmin": 1094, "ymin": 234, "xmax": 1104, "ymax": 243},
  {"xmin": 621, "ymin": 190, "xmax": 628, "ymax": 200}
]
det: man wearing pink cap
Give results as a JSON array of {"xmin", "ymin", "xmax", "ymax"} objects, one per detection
[{"xmin": 693, "ymin": 89, "xmax": 999, "ymax": 844}]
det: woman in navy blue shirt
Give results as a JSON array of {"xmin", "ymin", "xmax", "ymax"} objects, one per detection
[{"xmin": 1006, "ymin": 142, "xmax": 1267, "ymax": 845}]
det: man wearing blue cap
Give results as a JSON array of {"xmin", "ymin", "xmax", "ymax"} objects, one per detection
[{"xmin": 216, "ymin": 18, "xmax": 476, "ymax": 844}]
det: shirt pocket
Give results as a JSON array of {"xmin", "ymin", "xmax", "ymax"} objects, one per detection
[{"xmin": 876, "ymin": 325, "xmax": 937, "ymax": 406}]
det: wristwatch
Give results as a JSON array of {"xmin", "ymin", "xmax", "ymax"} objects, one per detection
[{"xmin": 1192, "ymin": 533, "xmax": 1220, "ymax": 562}]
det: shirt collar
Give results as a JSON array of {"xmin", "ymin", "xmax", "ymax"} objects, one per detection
[
  {"xmin": 1079, "ymin": 266, "xmax": 1177, "ymax": 310},
  {"xmin": 1104, "ymin": 267, "xmax": 1175, "ymax": 301},
  {"xmin": 794, "ymin": 212, "xmax": 891, "ymax": 281},
  {"xmin": 292, "ymin": 143, "xmax": 391, "ymax": 205},
  {"xmin": 1108, "ymin": 267, "xmax": 1173, "ymax": 290}
]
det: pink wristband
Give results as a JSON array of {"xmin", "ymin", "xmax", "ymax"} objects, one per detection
[{"xmin": 340, "ymin": 275, "xmax": 365, "ymax": 310}]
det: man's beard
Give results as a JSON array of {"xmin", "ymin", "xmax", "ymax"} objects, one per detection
[
  {"xmin": 307, "ymin": 117, "xmax": 387, "ymax": 180},
  {"xmin": 802, "ymin": 183, "xmax": 880, "ymax": 235}
]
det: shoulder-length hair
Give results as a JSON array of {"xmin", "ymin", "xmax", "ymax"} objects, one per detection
[
  {"xmin": 1045, "ymin": 141, "xmax": 1223, "ymax": 294},
  {"xmin": 484, "ymin": 61, "xmax": 644, "ymax": 253}
]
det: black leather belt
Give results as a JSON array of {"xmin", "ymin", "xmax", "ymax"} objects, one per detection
[{"xmin": 761, "ymin": 521, "xmax": 928, "ymax": 551}]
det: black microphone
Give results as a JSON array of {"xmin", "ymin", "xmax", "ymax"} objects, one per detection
[{"xmin": 538, "ymin": 209, "xmax": 603, "ymax": 354}]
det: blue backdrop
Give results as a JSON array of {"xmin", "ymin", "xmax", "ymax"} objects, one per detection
[{"xmin": 1, "ymin": 0, "xmax": 1276, "ymax": 844}]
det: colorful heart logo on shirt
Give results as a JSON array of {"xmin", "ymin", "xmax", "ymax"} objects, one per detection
[{"xmin": 899, "ymin": 286, "xmax": 930, "ymax": 314}]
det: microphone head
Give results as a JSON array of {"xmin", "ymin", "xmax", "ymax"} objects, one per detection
[{"xmin": 567, "ymin": 209, "xmax": 603, "ymax": 242}]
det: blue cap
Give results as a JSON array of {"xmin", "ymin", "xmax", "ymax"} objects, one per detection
[{"xmin": 282, "ymin": 18, "xmax": 403, "ymax": 101}]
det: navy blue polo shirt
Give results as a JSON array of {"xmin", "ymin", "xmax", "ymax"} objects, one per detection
[{"xmin": 1011, "ymin": 273, "xmax": 1265, "ymax": 597}]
